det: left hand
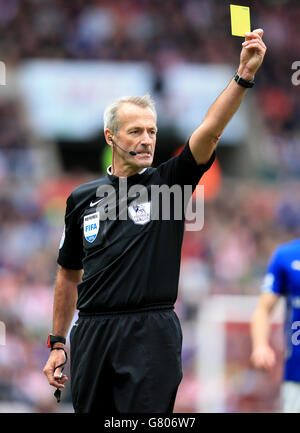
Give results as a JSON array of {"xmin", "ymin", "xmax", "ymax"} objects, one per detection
[{"xmin": 238, "ymin": 28, "xmax": 267, "ymax": 80}]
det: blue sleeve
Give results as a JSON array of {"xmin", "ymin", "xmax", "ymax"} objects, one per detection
[{"xmin": 261, "ymin": 247, "xmax": 286, "ymax": 295}]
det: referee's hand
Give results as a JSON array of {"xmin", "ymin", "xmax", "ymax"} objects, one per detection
[
  {"xmin": 43, "ymin": 348, "xmax": 68, "ymax": 389},
  {"xmin": 238, "ymin": 28, "xmax": 267, "ymax": 80}
]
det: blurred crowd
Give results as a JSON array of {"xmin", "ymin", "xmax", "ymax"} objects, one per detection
[
  {"xmin": 0, "ymin": 0, "xmax": 300, "ymax": 412},
  {"xmin": 0, "ymin": 0, "xmax": 299, "ymax": 171}
]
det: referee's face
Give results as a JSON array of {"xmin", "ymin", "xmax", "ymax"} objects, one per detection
[{"xmin": 114, "ymin": 102, "xmax": 157, "ymax": 169}]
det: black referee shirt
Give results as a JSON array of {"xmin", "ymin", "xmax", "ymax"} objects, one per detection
[{"xmin": 57, "ymin": 141, "xmax": 215, "ymax": 313}]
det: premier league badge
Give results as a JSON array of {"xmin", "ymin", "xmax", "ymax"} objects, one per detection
[
  {"xmin": 84, "ymin": 212, "xmax": 100, "ymax": 243},
  {"xmin": 128, "ymin": 202, "xmax": 151, "ymax": 225}
]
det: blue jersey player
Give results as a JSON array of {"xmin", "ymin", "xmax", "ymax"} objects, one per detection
[{"xmin": 251, "ymin": 239, "xmax": 300, "ymax": 412}]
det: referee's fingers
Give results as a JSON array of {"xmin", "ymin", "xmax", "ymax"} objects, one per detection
[
  {"xmin": 54, "ymin": 373, "xmax": 68, "ymax": 387},
  {"xmin": 242, "ymin": 39, "xmax": 266, "ymax": 49},
  {"xmin": 43, "ymin": 356, "xmax": 68, "ymax": 388},
  {"xmin": 245, "ymin": 29, "xmax": 264, "ymax": 41},
  {"xmin": 252, "ymin": 28, "xmax": 264, "ymax": 38},
  {"xmin": 44, "ymin": 367, "xmax": 67, "ymax": 388}
]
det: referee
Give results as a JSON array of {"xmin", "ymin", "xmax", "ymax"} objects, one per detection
[{"xmin": 43, "ymin": 29, "xmax": 266, "ymax": 413}]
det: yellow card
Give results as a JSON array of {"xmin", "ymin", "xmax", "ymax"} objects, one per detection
[{"xmin": 230, "ymin": 5, "xmax": 251, "ymax": 37}]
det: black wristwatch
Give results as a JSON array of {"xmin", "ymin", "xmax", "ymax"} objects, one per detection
[
  {"xmin": 47, "ymin": 333, "xmax": 66, "ymax": 349},
  {"xmin": 234, "ymin": 71, "xmax": 255, "ymax": 88}
]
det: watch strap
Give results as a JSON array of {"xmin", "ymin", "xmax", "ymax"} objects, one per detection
[{"xmin": 234, "ymin": 71, "xmax": 255, "ymax": 88}]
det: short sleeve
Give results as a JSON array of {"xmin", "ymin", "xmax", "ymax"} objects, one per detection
[
  {"xmin": 157, "ymin": 140, "xmax": 215, "ymax": 189},
  {"xmin": 261, "ymin": 248, "xmax": 285, "ymax": 295},
  {"xmin": 57, "ymin": 193, "xmax": 84, "ymax": 270}
]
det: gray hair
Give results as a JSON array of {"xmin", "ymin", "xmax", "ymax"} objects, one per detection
[{"xmin": 103, "ymin": 94, "xmax": 157, "ymax": 136}]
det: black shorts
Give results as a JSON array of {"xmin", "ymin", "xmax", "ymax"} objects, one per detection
[{"xmin": 70, "ymin": 307, "xmax": 183, "ymax": 413}]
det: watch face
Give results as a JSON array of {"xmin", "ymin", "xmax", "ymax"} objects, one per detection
[{"xmin": 46, "ymin": 334, "xmax": 65, "ymax": 348}]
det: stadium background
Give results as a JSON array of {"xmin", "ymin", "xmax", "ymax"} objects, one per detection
[{"xmin": 0, "ymin": 0, "xmax": 299, "ymax": 412}]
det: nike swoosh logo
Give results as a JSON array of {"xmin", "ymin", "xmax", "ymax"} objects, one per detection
[{"xmin": 90, "ymin": 197, "xmax": 105, "ymax": 207}]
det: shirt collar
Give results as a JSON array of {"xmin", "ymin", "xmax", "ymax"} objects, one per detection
[{"xmin": 107, "ymin": 166, "xmax": 147, "ymax": 176}]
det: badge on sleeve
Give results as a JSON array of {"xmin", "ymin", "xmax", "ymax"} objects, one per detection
[{"xmin": 84, "ymin": 212, "xmax": 100, "ymax": 243}]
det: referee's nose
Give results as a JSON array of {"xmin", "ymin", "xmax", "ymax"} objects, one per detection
[{"xmin": 140, "ymin": 130, "xmax": 155, "ymax": 147}]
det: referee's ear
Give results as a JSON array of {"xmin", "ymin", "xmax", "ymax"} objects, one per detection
[{"xmin": 104, "ymin": 129, "xmax": 114, "ymax": 147}]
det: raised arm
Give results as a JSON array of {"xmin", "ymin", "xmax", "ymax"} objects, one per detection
[
  {"xmin": 43, "ymin": 266, "xmax": 82, "ymax": 389},
  {"xmin": 189, "ymin": 29, "xmax": 267, "ymax": 164}
]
